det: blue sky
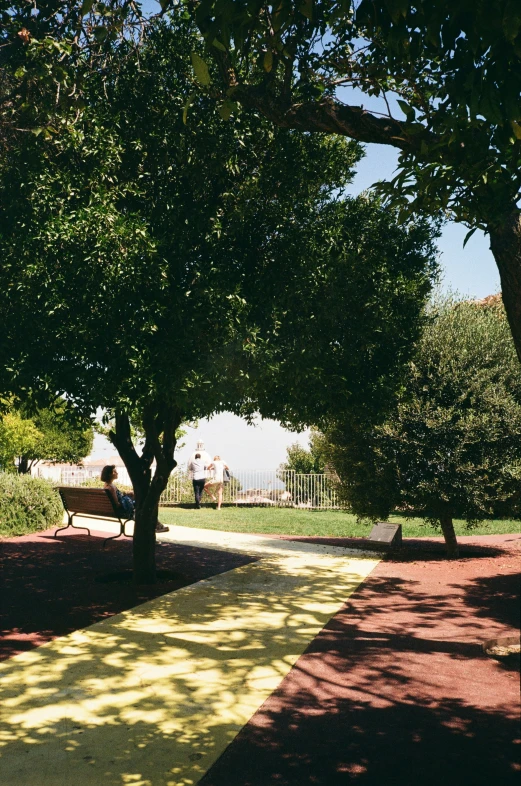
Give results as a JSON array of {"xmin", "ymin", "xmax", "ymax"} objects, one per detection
[{"xmin": 345, "ymin": 143, "xmax": 500, "ymax": 299}]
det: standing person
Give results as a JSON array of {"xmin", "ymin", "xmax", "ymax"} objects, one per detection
[
  {"xmin": 187, "ymin": 453, "xmax": 207, "ymax": 509},
  {"xmin": 204, "ymin": 455, "xmax": 229, "ymax": 510},
  {"xmin": 101, "ymin": 465, "xmax": 169, "ymax": 532},
  {"xmin": 188, "ymin": 440, "xmax": 212, "ymax": 468}
]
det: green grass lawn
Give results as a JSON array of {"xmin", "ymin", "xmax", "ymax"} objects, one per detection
[{"xmin": 159, "ymin": 505, "xmax": 520, "ymax": 539}]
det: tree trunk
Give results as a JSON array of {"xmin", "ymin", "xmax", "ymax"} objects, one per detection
[
  {"xmin": 132, "ymin": 489, "xmax": 159, "ymax": 586},
  {"xmin": 110, "ymin": 406, "xmax": 181, "ymax": 585},
  {"xmin": 488, "ymin": 210, "xmax": 521, "ymax": 366},
  {"xmin": 18, "ymin": 456, "xmax": 29, "ymax": 474},
  {"xmin": 439, "ymin": 511, "xmax": 459, "ymax": 558}
]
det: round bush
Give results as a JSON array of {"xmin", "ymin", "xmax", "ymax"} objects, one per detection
[{"xmin": 0, "ymin": 473, "xmax": 63, "ymax": 536}]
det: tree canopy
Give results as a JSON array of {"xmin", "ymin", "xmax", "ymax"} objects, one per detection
[
  {"xmin": 324, "ymin": 295, "xmax": 521, "ymax": 556},
  {"xmin": 185, "ymin": 0, "xmax": 521, "ymax": 364},
  {"xmin": 0, "ymin": 13, "xmax": 438, "ymax": 581},
  {"xmin": 0, "ymin": 400, "xmax": 93, "ymax": 474}
]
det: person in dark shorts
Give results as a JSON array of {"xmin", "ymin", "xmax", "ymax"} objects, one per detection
[{"xmin": 188, "ymin": 453, "xmax": 207, "ymax": 509}]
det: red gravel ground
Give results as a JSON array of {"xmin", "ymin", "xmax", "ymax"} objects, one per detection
[
  {"xmin": 0, "ymin": 528, "xmax": 257, "ymax": 661},
  {"xmin": 199, "ymin": 534, "xmax": 521, "ymax": 786}
]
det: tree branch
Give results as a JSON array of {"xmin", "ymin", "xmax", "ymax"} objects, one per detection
[
  {"xmin": 205, "ymin": 42, "xmax": 432, "ymax": 151},
  {"xmin": 231, "ymin": 85, "xmax": 428, "ymax": 150},
  {"xmin": 109, "ymin": 411, "xmax": 143, "ymax": 483}
]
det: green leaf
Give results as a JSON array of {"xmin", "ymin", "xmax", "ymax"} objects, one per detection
[
  {"xmin": 218, "ymin": 100, "xmax": 234, "ymax": 121},
  {"xmin": 263, "ymin": 49, "xmax": 274, "ymax": 72},
  {"xmin": 503, "ymin": 0, "xmax": 521, "ymax": 42},
  {"xmin": 190, "ymin": 52, "xmax": 211, "ymax": 86},
  {"xmin": 384, "ymin": 0, "xmax": 409, "ymax": 23},
  {"xmin": 511, "ymin": 121, "xmax": 521, "ymax": 140},
  {"xmin": 211, "ymin": 38, "xmax": 227, "ymax": 52},
  {"xmin": 299, "ymin": 0, "xmax": 313, "ymax": 20},
  {"xmin": 92, "ymin": 26, "xmax": 108, "ymax": 42},
  {"xmin": 397, "ymin": 99, "xmax": 414, "ymax": 118},
  {"xmin": 182, "ymin": 92, "xmax": 196, "ymax": 125},
  {"xmin": 463, "ymin": 227, "xmax": 477, "ymax": 248},
  {"xmin": 80, "ymin": 0, "xmax": 95, "ymax": 13}
]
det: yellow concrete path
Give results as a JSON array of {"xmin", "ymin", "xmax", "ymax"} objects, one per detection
[{"xmin": 0, "ymin": 522, "xmax": 380, "ymax": 786}]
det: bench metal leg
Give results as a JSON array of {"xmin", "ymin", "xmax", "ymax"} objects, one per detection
[
  {"xmin": 54, "ymin": 513, "xmax": 91, "ymax": 538},
  {"xmin": 103, "ymin": 519, "xmax": 132, "ymax": 547}
]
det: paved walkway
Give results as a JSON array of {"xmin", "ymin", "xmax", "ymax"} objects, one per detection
[{"xmin": 0, "ymin": 521, "xmax": 380, "ymax": 785}]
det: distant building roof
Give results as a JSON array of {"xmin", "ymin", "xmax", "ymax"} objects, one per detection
[
  {"xmin": 83, "ymin": 455, "xmax": 126, "ymax": 467},
  {"xmin": 473, "ymin": 293, "xmax": 502, "ymax": 307}
]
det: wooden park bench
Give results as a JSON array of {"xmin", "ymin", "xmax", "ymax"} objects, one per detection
[{"xmin": 54, "ymin": 486, "xmax": 134, "ymax": 546}]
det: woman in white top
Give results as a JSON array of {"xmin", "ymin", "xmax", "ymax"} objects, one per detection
[{"xmin": 204, "ymin": 455, "xmax": 229, "ymax": 510}]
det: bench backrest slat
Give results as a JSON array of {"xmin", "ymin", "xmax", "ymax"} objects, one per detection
[{"xmin": 57, "ymin": 487, "xmax": 121, "ymax": 518}]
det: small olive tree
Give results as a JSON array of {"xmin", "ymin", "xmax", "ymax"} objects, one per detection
[{"xmin": 327, "ymin": 296, "xmax": 521, "ymax": 556}]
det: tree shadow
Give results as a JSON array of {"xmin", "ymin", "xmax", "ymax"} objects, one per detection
[
  {"xmin": 199, "ymin": 570, "xmax": 520, "ymax": 786},
  {"xmin": 280, "ymin": 535, "xmax": 516, "ymax": 561},
  {"xmin": 459, "ymin": 572, "xmax": 521, "ymax": 629},
  {"xmin": 1, "ymin": 530, "xmax": 518, "ymax": 785},
  {"xmin": 0, "ymin": 553, "xmax": 377, "ymax": 785},
  {"xmin": 0, "ymin": 531, "xmax": 258, "ymax": 661},
  {"xmin": 199, "ymin": 692, "xmax": 520, "ymax": 786}
]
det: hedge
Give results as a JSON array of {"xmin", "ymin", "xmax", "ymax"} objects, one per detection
[{"xmin": 0, "ymin": 473, "xmax": 63, "ymax": 536}]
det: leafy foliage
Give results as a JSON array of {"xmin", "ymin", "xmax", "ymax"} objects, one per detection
[
  {"xmin": 279, "ymin": 430, "xmax": 327, "ymax": 475},
  {"xmin": 186, "ymin": 0, "xmax": 521, "ymax": 363},
  {"xmin": 0, "ymin": 0, "xmax": 147, "ymax": 153},
  {"xmin": 0, "ymin": 400, "xmax": 93, "ymax": 473},
  {"xmin": 0, "ymin": 472, "xmax": 63, "ymax": 535},
  {"xmin": 190, "ymin": 0, "xmax": 521, "ymax": 227},
  {"xmin": 0, "ymin": 13, "xmax": 438, "ymax": 580},
  {"xmin": 326, "ymin": 296, "xmax": 521, "ymax": 552},
  {"xmin": 0, "ymin": 412, "xmax": 42, "ymax": 472}
]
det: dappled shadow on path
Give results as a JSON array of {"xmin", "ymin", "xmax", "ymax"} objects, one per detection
[
  {"xmin": 0, "ymin": 551, "xmax": 375, "ymax": 785},
  {"xmin": 0, "ymin": 531, "xmax": 257, "ymax": 660},
  {"xmin": 462, "ymin": 571, "xmax": 521, "ymax": 630},
  {"xmin": 200, "ymin": 563, "xmax": 520, "ymax": 786},
  {"xmin": 199, "ymin": 690, "xmax": 520, "ymax": 786}
]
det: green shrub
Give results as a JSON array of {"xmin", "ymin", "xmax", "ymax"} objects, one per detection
[{"xmin": 0, "ymin": 472, "xmax": 63, "ymax": 536}]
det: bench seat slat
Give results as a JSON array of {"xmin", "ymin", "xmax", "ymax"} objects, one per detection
[{"xmin": 57, "ymin": 487, "xmax": 124, "ymax": 519}]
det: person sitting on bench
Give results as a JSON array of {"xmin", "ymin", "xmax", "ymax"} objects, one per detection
[{"xmin": 101, "ymin": 465, "xmax": 169, "ymax": 533}]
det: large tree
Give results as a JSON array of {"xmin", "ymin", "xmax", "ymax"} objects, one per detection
[
  {"xmin": 0, "ymin": 15, "xmax": 437, "ymax": 581},
  {"xmin": 185, "ymin": 0, "xmax": 521, "ymax": 364},
  {"xmin": 324, "ymin": 295, "xmax": 521, "ymax": 556}
]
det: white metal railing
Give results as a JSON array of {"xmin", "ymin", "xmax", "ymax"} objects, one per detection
[
  {"xmin": 57, "ymin": 467, "xmax": 133, "ymax": 488},
  {"xmin": 161, "ymin": 468, "xmax": 340, "ymax": 509},
  {"xmin": 55, "ymin": 466, "xmax": 341, "ymax": 509}
]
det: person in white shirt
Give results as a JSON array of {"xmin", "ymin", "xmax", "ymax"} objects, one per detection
[
  {"xmin": 188, "ymin": 440, "xmax": 212, "ymax": 468},
  {"xmin": 204, "ymin": 455, "xmax": 229, "ymax": 510},
  {"xmin": 187, "ymin": 453, "xmax": 207, "ymax": 509}
]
